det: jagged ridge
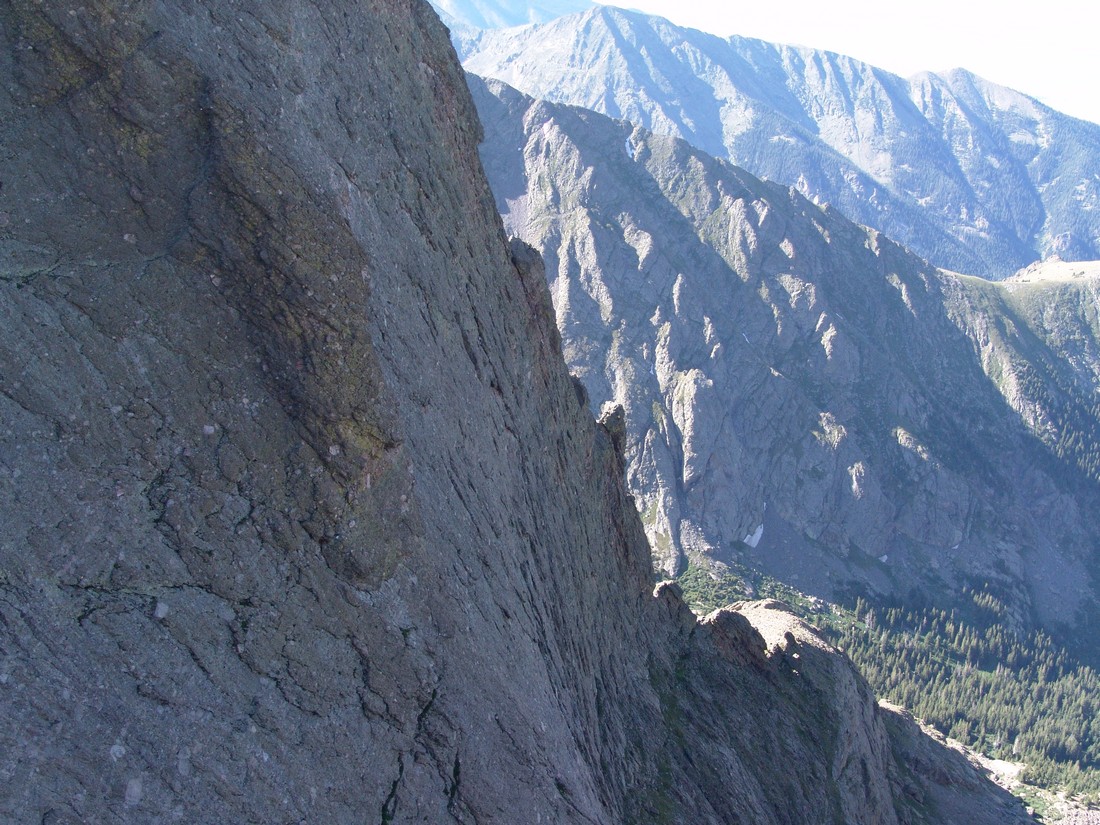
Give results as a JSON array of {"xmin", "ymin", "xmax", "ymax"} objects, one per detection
[
  {"xmin": 460, "ymin": 6, "xmax": 1100, "ymax": 278},
  {"xmin": 471, "ymin": 74, "xmax": 1100, "ymax": 656}
]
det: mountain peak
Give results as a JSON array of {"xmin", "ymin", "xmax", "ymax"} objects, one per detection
[
  {"xmin": 461, "ymin": 7, "xmax": 1100, "ymax": 277},
  {"xmin": 431, "ymin": 0, "xmax": 595, "ymax": 30}
]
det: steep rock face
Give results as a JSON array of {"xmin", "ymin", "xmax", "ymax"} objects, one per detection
[
  {"xmin": 949, "ymin": 261, "xmax": 1100, "ymax": 486},
  {"xmin": 686, "ymin": 600, "xmax": 903, "ymax": 824},
  {"xmin": 670, "ymin": 596, "xmax": 1031, "ymax": 824},
  {"xmin": 471, "ymin": 76, "xmax": 1100, "ymax": 647},
  {"xmin": 0, "ymin": 1, "xmax": 1035, "ymax": 823},
  {"xmin": 460, "ymin": 6, "xmax": 1100, "ymax": 278},
  {"xmin": 0, "ymin": 1, "xmax": 657, "ymax": 819}
]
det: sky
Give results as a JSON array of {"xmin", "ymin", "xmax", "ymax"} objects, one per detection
[{"xmin": 609, "ymin": 0, "xmax": 1100, "ymax": 125}]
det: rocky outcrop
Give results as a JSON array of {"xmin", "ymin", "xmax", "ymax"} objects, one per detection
[
  {"xmin": 471, "ymin": 75, "xmax": 1100, "ymax": 647},
  {"xmin": 0, "ymin": 1, "xmax": 1035, "ymax": 822},
  {"xmin": 459, "ymin": 6, "xmax": 1100, "ymax": 279},
  {"xmin": 671, "ymin": 597, "xmax": 1032, "ymax": 824}
]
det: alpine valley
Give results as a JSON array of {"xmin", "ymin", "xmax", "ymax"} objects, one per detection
[
  {"xmin": 470, "ymin": 74, "xmax": 1100, "ymax": 637},
  {"xmin": 471, "ymin": 73, "xmax": 1100, "ymax": 800},
  {"xmin": 450, "ymin": 0, "xmax": 1100, "ymax": 809}
]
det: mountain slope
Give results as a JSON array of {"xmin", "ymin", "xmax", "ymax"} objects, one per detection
[
  {"xmin": 949, "ymin": 260, "xmax": 1100, "ymax": 484},
  {"xmin": 471, "ymin": 75, "xmax": 1100, "ymax": 656},
  {"xmin": 462, "ymin": 6, "xmax": 1100, "ymax": 278},
  {"xmin": 0, "ymin": 1, "xmax": 1032, "ymax": 823}
]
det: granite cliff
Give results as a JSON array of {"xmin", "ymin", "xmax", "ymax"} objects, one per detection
[{"xmin": 0, "ymin": 1, "xmax": 1034, "ymax": 822}]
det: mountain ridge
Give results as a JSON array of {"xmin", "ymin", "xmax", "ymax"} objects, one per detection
[
  {"xmin": 471, "ymin": 73, "xmax": 1100, "ymax": 656},
  {"xmin": 461, "ymin": 5, "xmax": 1100, "ymax": 278},
  {"xmin": 432, "ymin": 0, "xmax": 593, "ymax": 36}
]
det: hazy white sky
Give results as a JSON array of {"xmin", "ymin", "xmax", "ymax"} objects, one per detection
[{"xmin": 608, "ymin": 0, "xmax": 1100, "ymax": 125}]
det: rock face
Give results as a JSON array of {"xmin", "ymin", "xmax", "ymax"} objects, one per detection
[
  {"xmin": 460, "ymin": 6, "xmax": 1100, "ymax": 279},
  {"xmin": 0, "ymin": 1, "xmax": 1035, "ymax": 822},
  {"xmin": 471, "ymin": 76, "xmax": 1100, "ymax": 651}
]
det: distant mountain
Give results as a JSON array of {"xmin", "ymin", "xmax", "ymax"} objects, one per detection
[
  {"xmin": 431, "ymin": 0, "xmax": 593, "ymax": 32},
  {"xmin": 471, "ymin": 75, "xmax": 1100, "ymax": 659},
  {"xmin": 462, "ymin": 6, "xmax": 1100, "ymax": 279}
]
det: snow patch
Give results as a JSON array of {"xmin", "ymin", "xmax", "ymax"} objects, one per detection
[
  {"xmin": 820, "ymin": 323, "xmax": 838, "ymax": 359},
  {"xmin": 744, "ymin": 522, "xmax": 764, "ymax": 548},
  {"xmin": 848, "ymin": 461, "xmax": 866, "ymax": 498}
]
